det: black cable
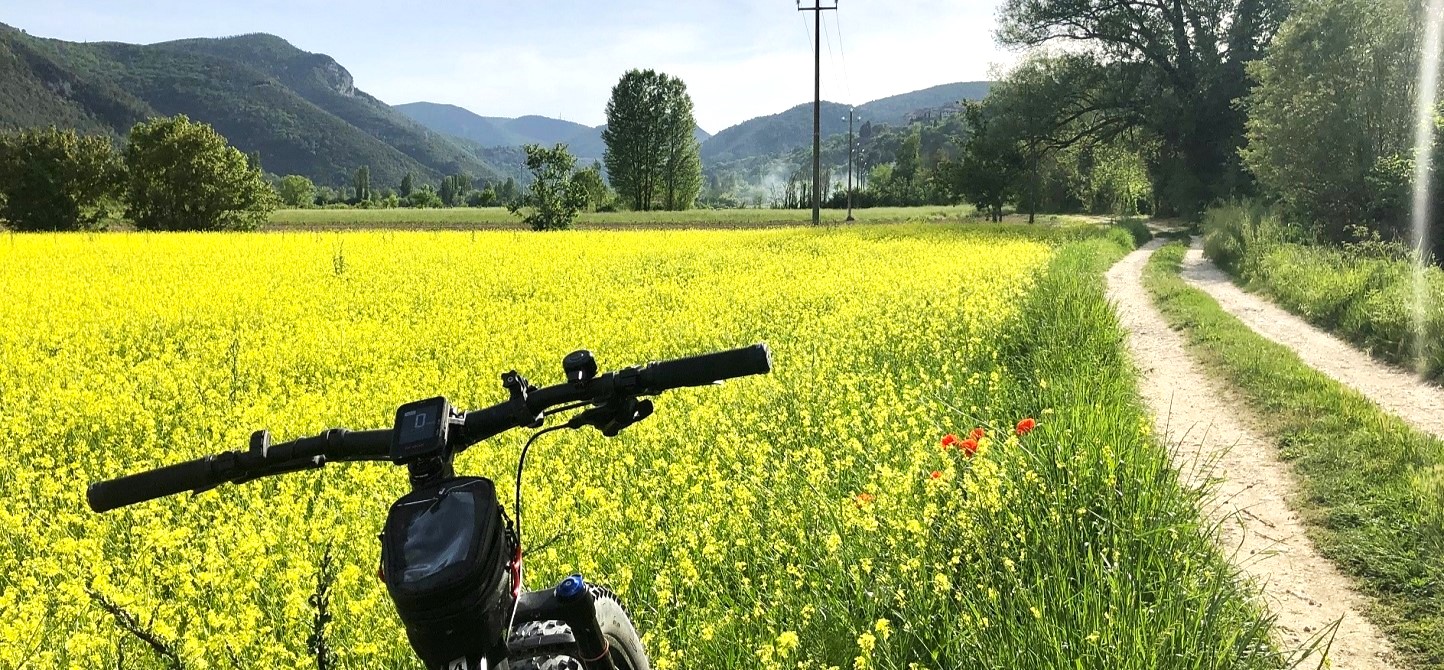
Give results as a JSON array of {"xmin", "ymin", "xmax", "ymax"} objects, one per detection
[
  {"xmin": 544, "ymin": 401, "xmax": 590, "ymax": 417},
  {"xmin": 507, "ymin": 424, "xmax": 568, "ymax": 635}
]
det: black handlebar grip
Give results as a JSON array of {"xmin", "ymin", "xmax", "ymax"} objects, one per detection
[
  {"xmin": 640, "ymin": 343, "xmax": 773, "ymax": 392},
  {"xmin": 87, "ymin": 457, "xmax": 218, "ymax": 513}
]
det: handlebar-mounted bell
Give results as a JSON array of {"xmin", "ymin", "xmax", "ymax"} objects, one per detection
[{"xmin": 562, "ymin": 350, "xmax": 598, "ymax": 385}]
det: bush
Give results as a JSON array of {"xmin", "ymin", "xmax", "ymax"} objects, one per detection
[
  {"xmin": 125, "ymin": 116, "xmax": 276, "ymax": 231},
  {"xmin": 1201, "ymin": 201, "xmax": 1287, "ymax": 275},
  {"xmin": 1112, "ymin": 216, "xmax": 1152, "ymax": 246},
  {"xmin": 0, "ymin": 127, "xmax": 122, "ymax": 231}
]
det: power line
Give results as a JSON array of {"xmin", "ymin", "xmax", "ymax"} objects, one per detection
[
  {"xmin": 799, "ymin": 11, "xmax": 829, "ymax": 101},
  {"xmin": 798, "ymin": 0, "xmax": 838, "ymax": 225},
  {"xmin": 821, "ymin": 8, "xmax": 838, "ymax": 99},
  {"xmin": 832, "ymin": 10, "xmax": 854, "ymax": 104}
]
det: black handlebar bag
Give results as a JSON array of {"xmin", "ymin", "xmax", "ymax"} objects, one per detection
[{"xmin": 381, "ymin": 476, "xmax": 514, "ymax": 668}]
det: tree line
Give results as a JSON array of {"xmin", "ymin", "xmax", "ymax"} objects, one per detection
[
  {"xmin": 0, "ymin": 67, "xmax": 703, "ymax": 232},
  {"xmin": 0, "ymin": 116, "xmax": 275, "ymax": 231},
  {"xmin": 945, "ymin": 0, "xmax": 1441, "ymax": 258}
]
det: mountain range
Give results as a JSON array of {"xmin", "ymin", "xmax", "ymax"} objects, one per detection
[
  {"xmin": 0, "ymin": 22, "xmax": 991, "ymax": 187},
  {"xmin": 0, "ymin": 23, "xmax": 511, "ymax": 186},
  {"xmin": 394, "ymin": 102, "xmax": 712, "ymax": 161}
]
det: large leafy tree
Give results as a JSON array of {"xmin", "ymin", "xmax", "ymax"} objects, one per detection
[
  {"xmin": 998, "ymin": 0, "xmax": 1288, "ymax": 215},
  {"xmin": 1242, "ymin": 0, "xmax": 1420, "ymax": 243},
  {"xmin": 275, "ymin": 175, "xmax": 317, "ymax": 208},
  {"xmin": 509, "ymin": 144, "xmax": 588, "ymax": 231},
  {"xmin": 603, "ymin": 69, "xmax": 702, "ymax": 211},
  {"xmin": 659, "ymin": 76, "xmax": 703, "ymax": 211},
  {"xmin": 947, "ymin": 101, "xmax": 1026, "ymax": 221},
  {"xmin": 986, "ymin": 54, "xmax": 1142, "ymax": 221},
  {"xmin": 125, "ymin": 115, "xmax": 277, "ymax": 231},
  {"xmin": 0, "ymin": 127, "xmax": 122, "ymax": 231}
]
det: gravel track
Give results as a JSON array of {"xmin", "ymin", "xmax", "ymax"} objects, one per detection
[
  {"xmin": 1106, "ymin": 241, "xmax": 1400, "ymax": 670},
  {"xmin": 1179, "ymin": 240, "xmax": 1444, "ymax": 440}
]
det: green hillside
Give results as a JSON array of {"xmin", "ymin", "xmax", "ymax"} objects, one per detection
[
  {"xmin": 394, "ymin": 102, "xmax": 528, "ymax": 147},
  {"xmin": 397, "ymin": 102, "xmax": 711, "ymax": 164},
  {"xmin": 0, "ymin": 25, "xmax": 499, "ymax": 187},
  {"xmin": 700, "ymin": 81, "xmax": 991, "ymax": 163}
]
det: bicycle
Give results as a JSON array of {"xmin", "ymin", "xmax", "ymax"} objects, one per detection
[{"xmin": 88, "ymin": 344, "xmax": 773, "ymax": 670}]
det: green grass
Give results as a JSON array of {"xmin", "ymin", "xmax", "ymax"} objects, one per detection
[
  {"xmin": 955, "ymin": 236, "xmax": 1284, "ymax": 669},
  {"xmin": 1201, "ymin": 204, "xmax": 1444, "ymax": 380},
  {"xmin": 1143, "ymin": 242, "xmax": 1444, "ymax": 668},
  {"xmin": 264, "ymin": 205, "xmax": 1114, "ymax": 231}
]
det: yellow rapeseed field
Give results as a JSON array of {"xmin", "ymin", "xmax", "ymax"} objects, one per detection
[{"xmin": 1, "ymin": 226, "xmax": 1055, "ymax": 668}]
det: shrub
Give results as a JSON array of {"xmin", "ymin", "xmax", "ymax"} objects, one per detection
[
  {"xmin": 125, "ymin": 116, "xmax": 276, "ymax": 231},
  {"xmin": 1201, "ymin": 201, "xmax": 1286, "ymax": 275},
  {"xmin": 1113, "ymin": 216, "xmax": 1152, "ymax": 246},
  {"xmin": 0, "ymin": 127, "xmax": 122, "ymax": 231}
]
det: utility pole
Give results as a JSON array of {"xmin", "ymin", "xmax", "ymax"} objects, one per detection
[
  {"xmin": 846, "ymin": 108, "xmax": 855, "ymax": 222},
  {"xmin": 798, "ymin": 0, "xmax": 837, "ymax": 225}
]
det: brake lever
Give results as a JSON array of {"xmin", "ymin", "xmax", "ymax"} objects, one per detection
[{"xmin": 565, "ymin": 397, "xmax": 654, "ymax": 437}]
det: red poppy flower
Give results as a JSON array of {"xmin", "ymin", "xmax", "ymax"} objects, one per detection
[
  {"xmin": 941, "ymin": 434, "xmax": 959, "ymax": 448},
  {"xmin": 969, "ymin": 427, "xmax": 985, "ymax": 441},
  {"xmin": 856, "ymin": 492, "xmax": 875, "ymax": 504},
  {"xmin": 929, "ymin": 470, "xmax": 942, "ymax": 480},
  {"xmin": 1016, "ymin": 417, "xmax": 1037, "ymax": 436},
  {"xmin": 960, "ymin": 438, "xmax": 979, "ymax": 457}
]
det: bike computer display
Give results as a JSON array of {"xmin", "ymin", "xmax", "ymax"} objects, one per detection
[{"xmin": 392, "ymin": 396, "xmax": 455, "ymax": 463}]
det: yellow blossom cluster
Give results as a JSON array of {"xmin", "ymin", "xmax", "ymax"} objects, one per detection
[{"xmin": 0, "ymin": 226, "xmax": 1049, "ymax": 668}]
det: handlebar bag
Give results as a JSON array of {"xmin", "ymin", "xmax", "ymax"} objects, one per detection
[{"xmin": 380, "ymin": 476, "xmax": 513, "ymax": 666}]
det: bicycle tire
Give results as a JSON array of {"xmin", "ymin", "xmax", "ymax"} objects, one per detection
[{"xmin": 503, "ymin": 585, "xmax": 650, "ymax": 670}]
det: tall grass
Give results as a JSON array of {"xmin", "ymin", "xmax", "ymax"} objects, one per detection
[
  {"xmin": 927, "ymin": 238, "xmax": 1283, "ymax": 669},
  {"xmin": 1201, "ymin": 204, "xmax": 1444, "ymax": 379}
]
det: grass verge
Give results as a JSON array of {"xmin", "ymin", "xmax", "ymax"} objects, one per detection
[
  {"xmin": 1200, "ymin": 203, "xmax": 1444, "ymax": 380},
  {"xmin": 916, "ymin": 235, "xmax": 1282, "ymax": 668},
  {"xmin": 1143, "ymin": 242, "xmax": 1444, "ymax": 668}
]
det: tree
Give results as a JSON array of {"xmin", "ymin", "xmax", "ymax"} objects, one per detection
[
  {"xmin": 0, "ymin": 127, "xmax": 122, "ymax": 231},
  {"xmin": 949, "ymin": 101, "xmax": 1025, "ymax": 222},
  {"xmin": 125, "ymin": 115, "xmax": 276, "ymax": 231},
  {"xmin": 893, "ymin": 128, "xmax": 922, "ymax": 200},
  {"xmin": 985, "ymin": 54, "xmax": 1136, "ymax": 222},
  {"xmin": 399, "ymin": 173, "xmax": 414, "ymax": 198},
  {"xmin": 439, "ymin": 173, "xmax": 471, "ymax": 207},
  {"xmin": 603, "ymin": 69, "xmax": 702, "ymax": 211},
  {"xmin": 353, "ymin": 166, "xmax": 371, "ymax": 203},
  {"xmin": 405, "ymin": 185, "xmax": 443, "ymax": 209},
  {"xmin": 275, "ymin": 175, "xmax": 317, "ymax": 208},
  {"xmin": 467, "ymin": 187, "xmax": 499, "ymax": 207},
  {"xmin": 998, "ymin": 0, "xmax": 1288, "ymax": 215},
  {"xmin": 574, "ymin": 161, "xmax": 611, "ymax": 211},
  {"xmin": 496, "ymin": 177, "xmax": 520, "ymax": 205},
  {"xmin": 660, "ymin": 77, "xmax": 703, "ymax": 210},
  {"xmin": 509, "ymin": 144, "xmax": 588, "ymax": 231},
  {"xmin": 1242, "ymin": 0, "xmax": 1419, "ymax": 243}
]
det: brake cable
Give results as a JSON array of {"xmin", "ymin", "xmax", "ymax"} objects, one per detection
[{"xmin": 507, "ymin": 423, "xmax": 569, "ymax": 636}]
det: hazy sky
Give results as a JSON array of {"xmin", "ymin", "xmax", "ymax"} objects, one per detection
[{"xmin": 3, "ymin": 1, "xmax": 1018, "ymax": 132}]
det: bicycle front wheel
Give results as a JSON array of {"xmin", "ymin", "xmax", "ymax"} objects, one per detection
[{"xmin": 503, "ymin": 585, "xmax": 650, "ymax": 670}]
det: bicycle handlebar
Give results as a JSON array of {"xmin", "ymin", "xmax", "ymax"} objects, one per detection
[
  {"xmin": 87, "ymin": 428, "xmax": 393, "ymax": 513},
  {"xmin": 87, "ymin": 344, "xmax": 771, "ymax": 513},
  {"xmin": 87, "ymin": 457, "xmax": 215, "ymax": 512}
]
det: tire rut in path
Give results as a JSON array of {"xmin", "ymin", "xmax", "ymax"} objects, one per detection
[
  {"xmin": 1106, "ymin": 241, "xmax": 1400, "ymax": 670},
  {"xmin": 1179, "ymin": 239, "xmax": 1444, "ymax": 440}
]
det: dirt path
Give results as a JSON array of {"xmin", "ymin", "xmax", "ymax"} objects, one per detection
[
  {"xmin": 1179, "ymin": 240, "xmax": 1444, "ymax": 440},
  {"xmin": 1106, "ymin": 241, "xmax": 1400, "ymax": 670}
]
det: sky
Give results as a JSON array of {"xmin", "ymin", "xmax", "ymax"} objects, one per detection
[{"xmin": 2, "ymin": 1, "xmax": 1019, "ymax": 133}]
